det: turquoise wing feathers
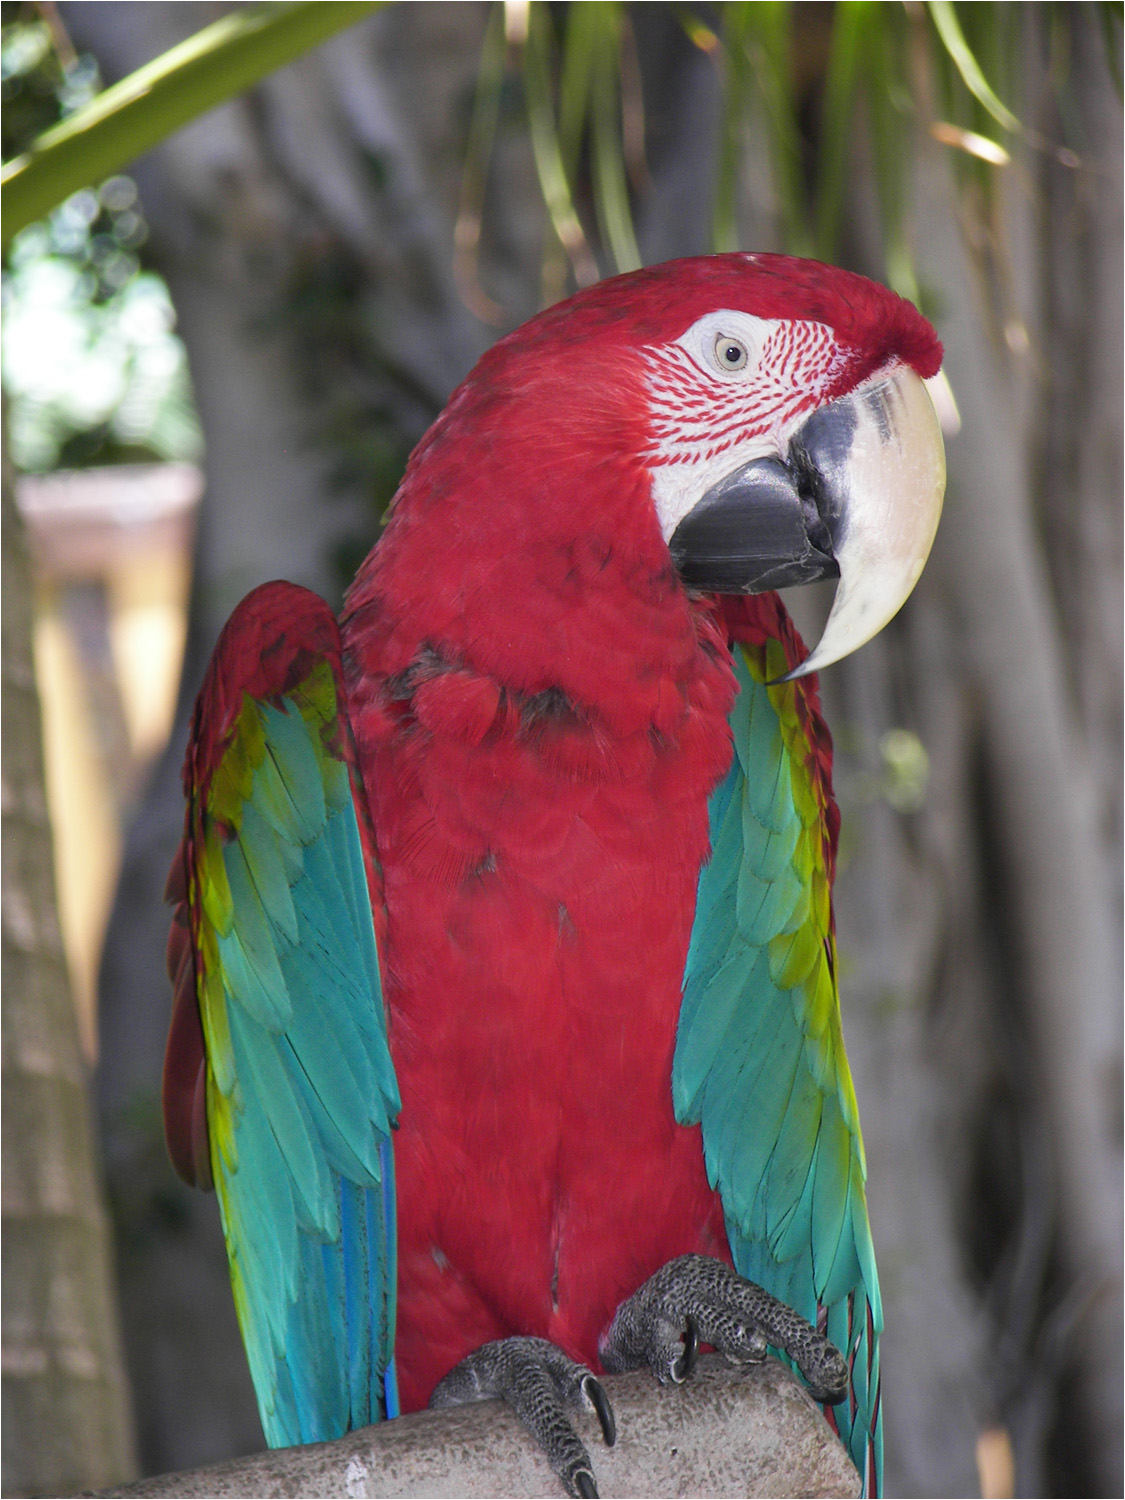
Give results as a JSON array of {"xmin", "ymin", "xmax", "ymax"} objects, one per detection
[
  {"xmin": 165, "ymin": 584, "xmax": 401, "ymax": 1446},
  {"xmin": 674, "ymin": 633, "xmax": 882, "ymax": 1495}
]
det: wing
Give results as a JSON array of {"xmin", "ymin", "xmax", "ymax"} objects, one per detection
[
  {"xmin": 673, "ymin": 594, "xmax": 882, "ymax": 1496},
  {"xmin": 162, "ymin": 582, "xmax": 401, "ymax": 1446}
]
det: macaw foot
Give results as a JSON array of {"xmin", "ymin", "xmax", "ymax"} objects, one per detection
[
  {"xmin": 599, "ymin": 1253, "xmax": 849, "ymax": 1405},
  {"xmin": 429, "ymin": 1335, "xmax": 616, "ymax": 1498}
]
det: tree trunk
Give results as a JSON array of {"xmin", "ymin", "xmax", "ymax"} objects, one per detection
[{"xmin": 2, "ymin": 410, "xmax": 138, "ymax": 1494}]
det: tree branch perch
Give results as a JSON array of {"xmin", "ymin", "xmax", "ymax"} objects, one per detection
[{"xmin": 94, "ymin": 1357, "xmax": 859, "ymax": 1499}]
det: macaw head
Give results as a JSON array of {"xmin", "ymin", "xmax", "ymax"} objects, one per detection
[
  {"xmin": 369, "ymin": 253, "xmax": 944, "ymax": 684},
  {"xmin": 630, "ymin": 255, "xmax": 945, "ymax": 676}
]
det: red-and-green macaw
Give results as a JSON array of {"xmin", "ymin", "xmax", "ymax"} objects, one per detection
[{"xmin": 162, "ymin": 254, "xmax": 944, "ymax": 1497}]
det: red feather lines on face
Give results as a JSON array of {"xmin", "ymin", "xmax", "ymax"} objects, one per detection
[{"xmin": 643, "ymin": 319, "xmax": 841, "ymax": 469}]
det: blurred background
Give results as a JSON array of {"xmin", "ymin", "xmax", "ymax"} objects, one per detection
[{"xmin": 2, "ymin": 3, "xmax": 1121, "ymax": 1496}]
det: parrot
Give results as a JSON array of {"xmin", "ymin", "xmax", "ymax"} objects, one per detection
[{"xmin": 161, "ymin": 253, "xmax": 944, "ymax": 1498}]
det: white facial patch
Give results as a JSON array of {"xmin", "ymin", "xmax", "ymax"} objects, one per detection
[
  {"xmin": 672, "ymin": 309, "xmax": 776, "ymax": 381},
  {"xmin": 643, "ymin": 310, "xmax": 842, "ymax": 541}
]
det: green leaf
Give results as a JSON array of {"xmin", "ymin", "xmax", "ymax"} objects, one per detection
[
  {"xmin": 864, "ymin": 7, "xmax": 920, "ymax": 301},
  {"xmin": 712, "ymin": 2, "xmax": 755, "ymax": 253},
  {"xmin": 926, "ymin": 0, "xmax": 1020, "ymax": 133},
  {"xmin": 523, "ymin": 3, "xmax": 599, "ymax": 285},
  {"xmin": 812, "ymin": 1, "xmax": 871, "ymax": 262},
  {"xmin": 588, "ymin": 4, "xmax": 641, "ymax": 273},
  {"xmin": 2, "ymin": 2, "xmax": 383, "ymax": 250},
  {"xmin": 557, "ymin": 3, "xmax": 597, "ymax": 186},
  {"xmin": 453, "ymin": 3, "xmax": 508, "ymax": 322},
  {"xmin": 740, "ymin": 1, "xmax": 813, "ymax": 255}
]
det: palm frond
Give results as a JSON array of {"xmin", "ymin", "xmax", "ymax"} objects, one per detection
[{"xmin": 1, "ymin": 2, "xmax": 383, "ymax": 250}]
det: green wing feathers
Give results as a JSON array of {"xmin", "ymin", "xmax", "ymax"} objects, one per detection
[
  {"xmin": 675, "ymin": 636, "xmax": 882, "ymax": 1494},
  {"xmin": 164, "ymin": 585, "xmax": 401, "ymax": 1446}
]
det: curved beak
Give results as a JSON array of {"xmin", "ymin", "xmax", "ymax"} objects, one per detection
[{"xmin": 668, "ymin": 365, "xmax": 946, "ymax": 677}]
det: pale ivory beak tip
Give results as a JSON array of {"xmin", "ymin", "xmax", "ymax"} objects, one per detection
[{"xmin": 793, "ymin": 366, "xmax": 946, "ymax": 679}]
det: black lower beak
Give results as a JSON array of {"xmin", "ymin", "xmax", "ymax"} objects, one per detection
[
  {"xmin": 668, "ymin": 455, "xmax": 839, "ymax": 594},
  {"xmin": 667, "ymin": 399, "xmax": 860, "ymax": 596}
]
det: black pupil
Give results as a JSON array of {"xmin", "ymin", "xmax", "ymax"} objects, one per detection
[{"xmin": 723, "ymin": 343, "xmax": 741, "ymax": 364}]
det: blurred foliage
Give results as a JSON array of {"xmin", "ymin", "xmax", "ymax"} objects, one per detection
[
  {"xmin": 459, "ymin": 0, "xmax": 1120, "ymax": 310},
  {"xmin": 2, "ymin": 225, "xmax": 201, "ymax": 471},
  {"xmin": 0, "ymin": 3, "xmax": 385, "ymax": 475},
  {"xmin": 1, "ymin": 2, "xmax": 383, "ymax": 242},
  {"xmin": 262, "ymin": 235, "xmax": 423, "ymax": 588},
  {"xmin": 1, "ymin": 2, "xmax": 200, "ymax": 470},
  {"xmin": 3, "ymin": 0, "xmax": 1120, "ymax": 486},
  {"xmin": 1, "ymin": 0, "xmax": 99, "ymax": 158}
]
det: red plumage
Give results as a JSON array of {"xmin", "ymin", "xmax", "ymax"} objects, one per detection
[{"xmin": 344, "ymin": 579, "xmax": 738, "ymax": 1409}]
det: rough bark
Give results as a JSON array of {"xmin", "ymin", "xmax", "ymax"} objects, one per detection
[
  {"xmin": 1, "ymin": 414, "xmax": 138, "ymax": 1492},
  {"xmin": 94, "ymin": 1358, "xmax": 860, "ymax": 1500}
]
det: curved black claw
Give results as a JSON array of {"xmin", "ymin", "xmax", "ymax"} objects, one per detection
[
  {"xmin": 429, "ymin": 1336, "xmax": 615, "ymax": 1499},
  {"xmin": 581, "ymin": 1372, "xmax": 616, "ymax": 1447},
  {"xmin": 599, "ymin": 1253, "xmax": 849, "ymax": 1407},
  {"xmin": 672, "ymin": 1314, "xmax": 699, "ymax": 1384}
]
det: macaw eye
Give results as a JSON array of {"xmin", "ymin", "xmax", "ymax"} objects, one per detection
[
  {"xmin": 666, "ymin": 308, "xmax": 774, "ymax": 382},
  {"xmin": 713, "ymin": 334, "xmax": 749, "ymax": 372}
]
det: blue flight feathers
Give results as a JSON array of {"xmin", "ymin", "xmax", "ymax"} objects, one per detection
[
  {"xmin": 675, "ymin": 643, "xmax": 883, "ymax": 1495},
  {"xmin": 201, "ymin": 687, "xmax": 400, "ymax": 1449}
]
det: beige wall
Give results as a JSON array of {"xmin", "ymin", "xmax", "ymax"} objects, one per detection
[{"xmin": 20, "ymin": 464, "xmax": 201, "ymax": 1059}]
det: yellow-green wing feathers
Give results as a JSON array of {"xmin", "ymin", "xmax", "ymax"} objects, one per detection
[
  {"xmin": 184, "ymin": 616, "xmax": 400, "ymax": 1446},
  {"xmin": 675, "ymin": 640, "xmax": 882, "ymax": 1493}
]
